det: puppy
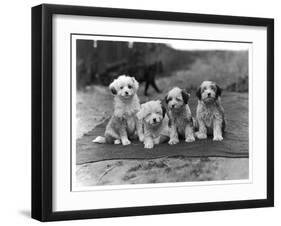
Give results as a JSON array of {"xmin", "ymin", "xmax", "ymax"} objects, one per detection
[
  {"xmin": 136, "ymin": 100, "xmax": 169, "ymax": 149},
  {"xmin": 93, "ymin": 75, "xmax": 143, "ymax": 145},
  {"xmin": 195, "ymin": 81, "xmax": 225, "ymax": 141},
  {"xmin": 165, "ymin": 87, "xmax": 195, "ymax": 145}
]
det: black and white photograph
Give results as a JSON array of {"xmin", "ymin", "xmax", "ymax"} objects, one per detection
[
  {"xmin": 73, "ymin": 35, "xmax": 250, "ymax": 189},
  {"xmin": 30, "ymin": 3, "xmax": 274, "ymax": 221}
]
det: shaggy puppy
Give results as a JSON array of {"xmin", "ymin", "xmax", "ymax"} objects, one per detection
[
  {"xmin": 136, "ymin": 100, "xmax": 169, "ymax": 149},
  {"xmin": 195, "ymin": 81, "xmax": 226, "ymax": 141},
  {"xmin": 165, "ymin": 87, "xmax": 195, "ymax": 145},
  {"xmin": 93, "ymin": 75, "xmax": 142, "ymax": 145}
]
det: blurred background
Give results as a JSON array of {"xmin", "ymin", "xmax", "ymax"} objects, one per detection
[
  {"xmin": 76, "ymin": 39, "xmax": 249, "ymax": 138},
  {"xmin": 76, "ymin": 39, "xmax": 248, "ymax": 92}
]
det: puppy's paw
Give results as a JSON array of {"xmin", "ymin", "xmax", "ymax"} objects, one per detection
[
  {"xmin": 185, "ymin": 136, "xmax": 195, "ymax": 143},
  {"xmin": 144, "ymin": 142, "xmax": 154, "ymax": 149},
  {"xmin": 168, "ymin": 138, "xmax": 179, "ymax": 145},
  {"xmin": 121, "ymin": 139, "xmax": 131, "ymax": 146},
  {"xmin": 139, "ymin": 134, "xmax": 144, "ymax": 142},
  {"xmin": 114, "ymin": 139, "xmax": 121, "ymax": 145},
  {"xmin": 195, "ymin": 132, "xmax": 207, "ymax": 139},
  {"xmin": 213, "ymin": 135, "xmax": 223, "ymax": 141}
]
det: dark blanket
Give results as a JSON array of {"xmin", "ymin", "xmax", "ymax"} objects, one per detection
[{"xmin": 76, "ymin": 93, "xmax": 249, "ymax": 164}]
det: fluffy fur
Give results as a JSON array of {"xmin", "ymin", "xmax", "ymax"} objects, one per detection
[
  {"xmin": 195, "ymin": 81, "xmax": 226, "ymax": 141},
  {"xmin": 165, "ymin": 87, "xmax": 195, "ymax": 145},
  {"xmin": 93, "ymin": 75, "xmax": 142, "ymax": 145},
  {"xmin": 136, "ymin": 100, "xmax": 170, "ymax": 149}
]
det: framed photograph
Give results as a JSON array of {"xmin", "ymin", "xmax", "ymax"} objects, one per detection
[{"xmin": 32, "ymin": 4, "xmax": 274, "ymax": 221}]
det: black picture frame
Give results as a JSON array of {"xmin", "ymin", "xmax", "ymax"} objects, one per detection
[{"xmin": 31, "ymin": 3, "xmax": 274, "ymax": 222}]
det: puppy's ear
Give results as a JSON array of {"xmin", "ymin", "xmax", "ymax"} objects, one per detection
[
  {"xmin": 196, "ymin": 87, "xmax": 202, "ymax": 100},
  {"xmin": 160, "ymin": 100, "xmax": 167, "ymax": 118},
  {"xmin": 109, "ymin": 80, "xmax": 117, "ymax": 95},
  {"xmin": 131, "ymin": 77, "xmax": 139, "ymax": 90},
  {"xmin": 181, "ymin": 89, "xmax": 190, "ymax": 104},
  {"xmin": 164, "ymin": 95, "xmax": 169, "ymax": 104},
  {"xmin": 216, "ymin": 84, "xmax": 222, "ymax": 98}
]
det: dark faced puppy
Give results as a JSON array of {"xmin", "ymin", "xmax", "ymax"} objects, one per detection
[
  {"xmin": 165, "ymin": 87, "xmax": 195, "ymax": 144},
  {"xmin": 195, "ymin": 81, "xmax": 225, "ymax": 141},
  {"xmin": 166, "ymin": 87, "xmax": 189, "ymax": 111},
  {"xmin": 196, "ymin": 81, "xmax": 222, "ymax": 104}
]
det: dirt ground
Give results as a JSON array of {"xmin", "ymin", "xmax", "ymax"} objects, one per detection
[
  {"xmin": 76, "ymin": 157, "xmax": 248, "ymax": 186},
  {"xmin": 75, "ymin": 72, "xmax": 249, "ymax": 187}
]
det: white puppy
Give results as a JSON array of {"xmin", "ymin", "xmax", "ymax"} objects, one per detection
[
  {"xmin": 195, "ymin": 81, "xmax": 225, "ymax": 141},
  {"xmin": 136, "ymin": 100, "xmax": 170, "ymax": 149},
  {"xmin": 165, "ymin": 87, "xmax": 195, "ymax": 145},
  {"xmin": 93, "ymin": 75, "xmax": 142, "ymax": 145}
]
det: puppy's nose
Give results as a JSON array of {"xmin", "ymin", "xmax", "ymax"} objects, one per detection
[
  {"xmin": 125, "ymin": 91, "xmax": 129, "ymax": 95},
  {"xmin": 153, "ymin": 118, "xmax": 157, "ymax": 123},
  {"xmin": 208, "ymin": 93, "xmax": 211, "ymax": 97},
  {"xmin": 172, "ymin": 104, "xmax": 175, "ymax": 108}
]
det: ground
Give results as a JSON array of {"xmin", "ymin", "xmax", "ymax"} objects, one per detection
[
  {"xmin": 75, "ymin": 72, "xmax": 249, "ymax": 187},
  {"xmin": 76, "ymin": 157, "xmax": 248, "ymax": 186}
]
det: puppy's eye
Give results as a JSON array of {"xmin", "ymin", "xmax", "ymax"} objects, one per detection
[
  {"xmin": 176, "ymin": 98, "xmax": 182, "ymax": 101},
  {"xmin": 128, "ymin": 85, "xmax": 132, "ymax": 89},
  {"xmin": 120, "ymin": 86, "xmax": 124, "ymax": 89}
]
